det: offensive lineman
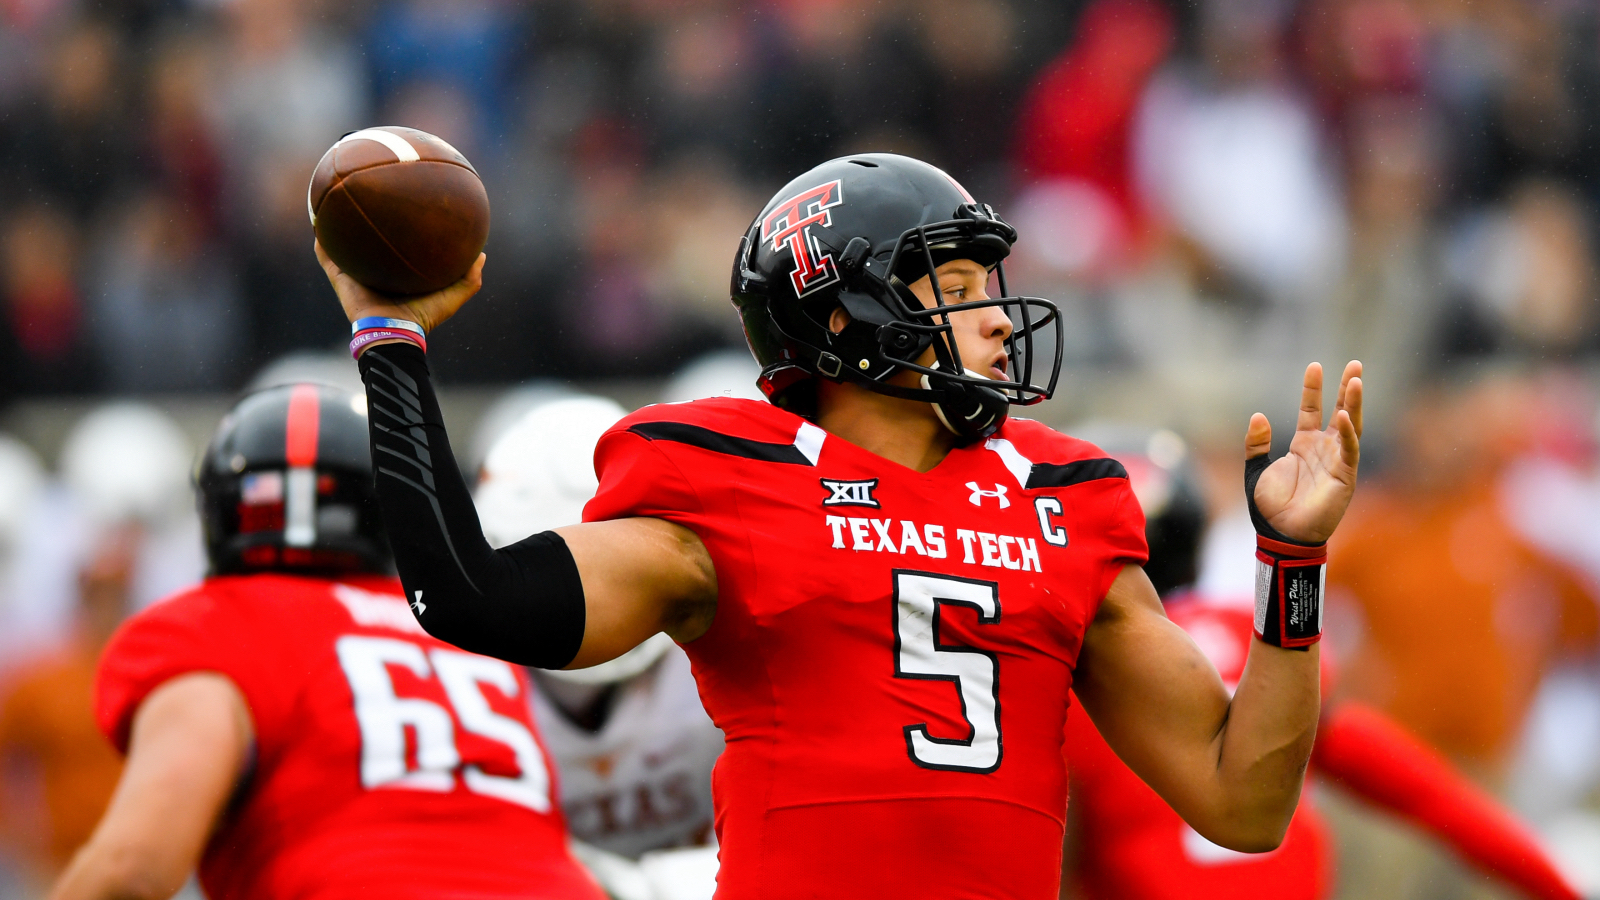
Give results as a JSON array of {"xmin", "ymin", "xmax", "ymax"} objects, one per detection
[
  {"xmin": 1061, "ymin": 430, "xmax": 1580, "ymax": 900},
  {"xmin": 52, "ymin": 384, "xmax": 604, "ymax": 900},
  {"xmin": 319, "ymin": 153, "xmax": 1364, "ymax": 897}
]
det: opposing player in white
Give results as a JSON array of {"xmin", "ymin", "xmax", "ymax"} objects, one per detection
[{"xmin": 475, "ymin": 396, "xmax": 724, "ymax": 900}]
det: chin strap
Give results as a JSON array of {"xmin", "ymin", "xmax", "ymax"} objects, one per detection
[{"xmin": 920, "ymin": 366, "xmax": 1009, "ymax": 443}]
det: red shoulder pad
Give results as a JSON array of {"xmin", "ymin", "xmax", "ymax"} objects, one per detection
[{"xmin": 95, "ymin": 582, "xmax": 233, "ymax": 752}]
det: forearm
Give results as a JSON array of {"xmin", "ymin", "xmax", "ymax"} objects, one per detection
[
  {"xmin": 1315, "ymin": 703, "xmax": 1579, "ymax": 900},
  {"xmin": 357, "ymin": 343, "xmax": 585, "ymax": 667},
  {"xmin": 1076, "ymin": 568, "xmax": 1317, "ymax": 852},
  {"xmin": 1207, "ymin": 640, "xmax": 1321, "ymax": 848},
  {"xmin": 52, "ymin": 674, "xmax": 251, "ymax": 900},
  {"xmin": 51, "ymin": 842, "xmax": 185, "ymax": 900}
]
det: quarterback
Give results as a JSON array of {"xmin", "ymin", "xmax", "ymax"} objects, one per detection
[{"xmin": 319, "ymin": 153, "xmax": 1364, "ymax": 897}]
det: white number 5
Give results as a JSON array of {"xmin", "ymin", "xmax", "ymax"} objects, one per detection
[
  {"xmin": 892, "ymin": 570, "xmax": 1002, "ymax": 773},
  {"xmin": 336, "ymin": 635, "xmax": 551, "ymax": 812}
]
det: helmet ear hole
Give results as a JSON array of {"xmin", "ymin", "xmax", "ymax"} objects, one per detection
[{"xmin": 826, "ymin": 305, "xmax": 850, "ymax": 335}]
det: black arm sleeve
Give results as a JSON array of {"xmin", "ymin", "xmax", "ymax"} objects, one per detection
[{"xmin": 357, "ymin": 343, "xmax": 586, "ymax": 667}]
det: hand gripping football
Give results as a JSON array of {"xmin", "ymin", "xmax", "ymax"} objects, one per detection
[{"xmin": 308, "ymin": 126, "xmax": 490, "ymax": 296}]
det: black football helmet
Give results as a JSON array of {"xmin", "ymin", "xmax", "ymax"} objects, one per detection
[
  {"xmin": 196, "ymin": 383, "xmax": 391, "ymax": 576},
  {"xmin": 731, "ymin": 153, "xmax": 1062, "ymax": 442},
  {"xmin": 1076, "ymin": 425, "xmax": 1208, "ymax": 598}
]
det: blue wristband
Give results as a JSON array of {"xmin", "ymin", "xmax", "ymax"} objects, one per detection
[{"xmin": 352, "ymin": 317, "xmax": 427, "ymax": 338}]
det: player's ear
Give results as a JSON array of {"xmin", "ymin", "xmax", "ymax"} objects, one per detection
[{"xmin": 828, "ymin": 306, "xmax": 852, "ymax": 335}]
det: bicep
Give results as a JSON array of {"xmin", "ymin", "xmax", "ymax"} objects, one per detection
[
  {"xmin": 66, "ymin": 673, "xmax": 252, "ymax": 897},
  {"xmin": 1072, "ymin": 566, "xmax": 1233, "ymax": 819},
  {"xmin": 556, "ymin": 517, "xmax": 717, "ymax": 668}
]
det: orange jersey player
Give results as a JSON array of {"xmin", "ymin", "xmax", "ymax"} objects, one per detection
[
  {"xmin": 1062, "ymin": 430, "xmax": 1579, "ymax": 900},
  {"xmin": 51, "ymin": 384, "xmax": 604, "ymax": 900},
  {"xmin": 322, "ymin": 153, "xmax": 1365, "ymax": 898}
]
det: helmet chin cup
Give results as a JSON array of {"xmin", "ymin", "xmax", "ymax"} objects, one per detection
[{"xmin": 920, "ymin": 366, "xmax": 1008, "ymax": 443}]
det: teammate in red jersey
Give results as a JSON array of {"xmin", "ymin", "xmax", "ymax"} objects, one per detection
[
  {"xmin": 1062, "ymin": 429, "xmax": 1580, "ymax": 900},
  {"xmin": 50, "ymin": 384, "xmax": 604, "ymax": 900},
  {"xmin": 319, "ymin": 152, "xmax": 1364, "ymax": 898}
]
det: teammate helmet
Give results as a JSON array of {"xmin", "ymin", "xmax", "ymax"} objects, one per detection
[
  {"xmin": 196, "ymin": 383, "xmax": 390, "ymax": 576},
  {"xmin": 474, "ymin": 394, "xmax": 675, "ymax": 687},
  {"xmin": 1074, "ymin": 425, "xmax": 1208, "ymax": 597},
  {"xmin": 475, "ymin": 396, "xmax": 628, "ymax": 549},
  {"xmin": 0, "ymin": 434, "xmax": 43, "ymax": 560},
  {"xmin": 731, "ymin": 153, "xmax": 1062, "ymax": 442},
  {"xmin": 61, "ymin": 403, "xmax": 194, "ymax": 526},
  {"xmin": 662, "ymin": 350, "xmax": 765, "ymax": 404}
]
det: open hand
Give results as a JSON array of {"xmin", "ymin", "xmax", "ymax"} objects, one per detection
[
  {"xmin": 1248, "ymin": 361, "xmax": 1362, "ymax": 544},
  {"xmin": 315, "ymin": 240, "xmax": 485, "ymax": 333}
]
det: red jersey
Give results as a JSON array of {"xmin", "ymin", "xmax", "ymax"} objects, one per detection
[
  {"xmin": 584, "ymin": 399, "xmax": 1147, "ymax": 899},
  {"xmin": 1063, "ymin": 594, "xmax": 1334, "ymax": 900},
  {"xmin": 95, "ymin": 573, "xmax": 605, "ymax": 900}
]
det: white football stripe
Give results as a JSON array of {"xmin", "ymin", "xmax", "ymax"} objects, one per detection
[
  {"xmin": 794, "ymin": 421, "xmax": 825, "ymax": 465},
  {"xmin": 336, "ymin": 128, "xmax": 421, "ymax": 162},
  {"xmin": 984, "ymin": 437, "xmax": 1034, "ymax": 489}
]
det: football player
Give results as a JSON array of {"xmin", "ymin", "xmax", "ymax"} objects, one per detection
[
  {"xmin": 473, "ymin": 396, "xmax": 723, "ymax": 882},
  {"xmin": 1063, "ymin": 429, "xmax": 1580, "ymax": 900},
  {"xmin": 319, "ymin": 153, "xmax": 1364, "ymax": 897},
  {"xmin": 51, "ymin": 384, "xmax": 604, "ymax": 900}
]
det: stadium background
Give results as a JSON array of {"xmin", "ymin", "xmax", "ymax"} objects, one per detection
[{"xmin": 3, "ymin": 0, "xmax": 1600, "ymax": 897}]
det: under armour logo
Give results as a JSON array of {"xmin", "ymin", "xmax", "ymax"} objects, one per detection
[
  {"xmin": 411, "ymin": 591, "xmax": 427, "ymax": 615},
  {"xmin": 821, "ymin": 478, "xmax": 880, "ymax": 508},
  {"xmin": 966, "ymin": 482, "xmax": 1010, "ymax": 508}
]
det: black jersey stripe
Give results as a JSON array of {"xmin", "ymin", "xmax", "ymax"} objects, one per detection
[
  {"xmin": 628, "ymin": 421, "xmax": 815, "ymax": 466},
  {"xmin": 1025, "ymin": 457, "xmax": 1127, "ymax": 489}
]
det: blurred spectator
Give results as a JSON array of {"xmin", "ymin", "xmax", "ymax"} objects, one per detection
[
  {"xmin": 366, "ymin": 0, "xmax": 527, "ymax": 159},
  {"xmin": 1440, "ymin": 179, "xmax": 1599, "ymax": 359},
  {"xmin": 1328, "ymin": 375, "xmax": 1600, "ymax": 783},
  {"xmin": 145, "ymin": 30, "xmax": 225, "ymax": 235},
  {"xmin": 1, "ymin": 204, "xmax": 95, "ymax": 400},
  {"xmin": 1014, "ymin": 0, "xmax": 1174, "ymax": 254},
  {"xmin": 0, "ymin": 528, "xmax": 135, "ymax": 886},
  {"xmin": 213, "ymin": 0, "xmax": 367, "ymax": 372},
  {"xmin": 215, "ymin": 0, "xmax": 366, "ymax": 177},
  {"xmin": 87, "ymin": 191, "xmax": 243, "ymax": 392},
  {"xmin": 1135, "ymin": 0, "xmax": 1347, "ymax": 305},
  {"xmin": 5, "ymin": 20, "xmax": 134, "ymax": 219}
]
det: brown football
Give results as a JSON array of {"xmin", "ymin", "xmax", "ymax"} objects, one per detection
[{"xmin": 308, "ymin": 126, "xmax": 490, "ymax": 296}]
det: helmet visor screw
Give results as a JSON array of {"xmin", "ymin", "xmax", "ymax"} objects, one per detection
[{"xmin": 858, "ymin": 359, "xmax": 870, "ymax": 370}]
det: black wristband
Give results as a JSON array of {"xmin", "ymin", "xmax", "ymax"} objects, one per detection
[
  {"xmin": 358, "ymin": 343, "xmax": 586, "ymax": 668},
  {"xmin": 1253, "ymin": 535, "xmax": 1325, "ymax": 649}
]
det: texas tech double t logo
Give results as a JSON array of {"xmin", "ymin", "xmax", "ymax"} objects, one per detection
[{"xmin": 762, "ymin": 180, "xmax": 844, "ymax": 297}]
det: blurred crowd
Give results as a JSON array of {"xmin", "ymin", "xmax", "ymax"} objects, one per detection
[
  {"xmin": 0, "ymin": 0, "xmax": 1597, "ymax": 406},
  {"xmin": 5, "ymin": 0, "xmax": 1600, "ymax": 897}
]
